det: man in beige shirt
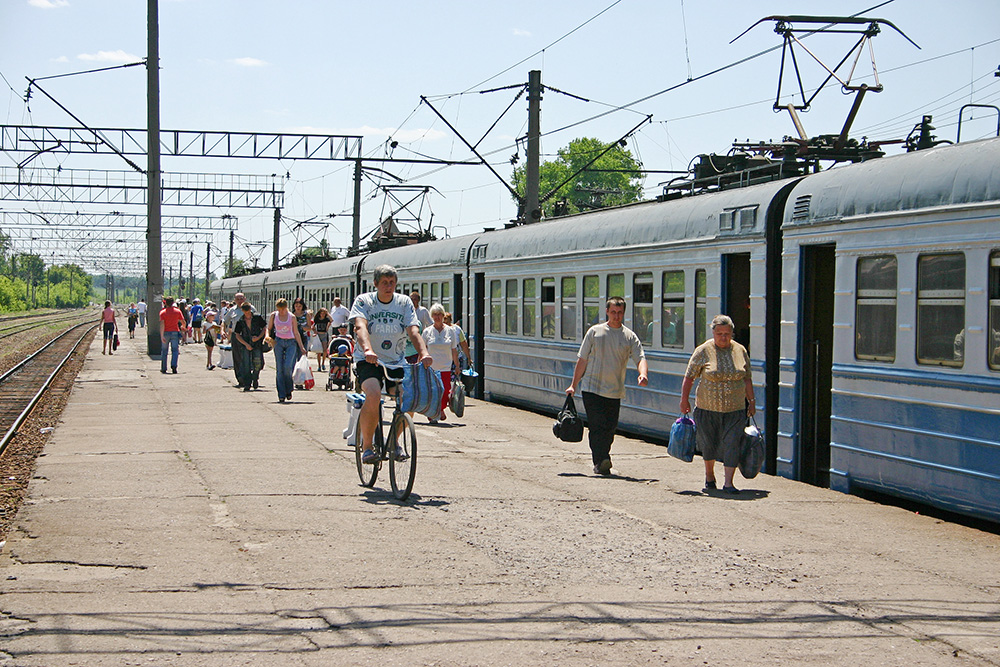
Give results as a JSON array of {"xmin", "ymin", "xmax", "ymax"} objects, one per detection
[{"xmin": 567, "ymin": 296, "xmax": 649, "ymax": 476}]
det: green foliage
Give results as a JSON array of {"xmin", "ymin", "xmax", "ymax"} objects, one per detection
[{"xmin": 512, "ymin": 137, "xmax": 644, "ymax": 218}]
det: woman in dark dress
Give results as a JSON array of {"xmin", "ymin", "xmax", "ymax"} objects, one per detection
[{"xmin": 232, "ymin": 303, "xmax": 267, "ymax": 392}]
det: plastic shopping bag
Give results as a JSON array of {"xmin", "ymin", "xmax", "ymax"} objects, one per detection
[
  {"xmin": 398, "ymin": 363, "xmax": 444, "ymax": 419},
  {"xmin": 292, "ymin": 355, "xmax": 314, "ymax": 389},
  {"xmin": 308, "ymin": 334, "xmax": 323, "ymax": 352},
  {"xmin": 739, "ymin": 415, "xmax": 764, "ymax": 479},
  {"xmin": 667, "ymin": 414, "xmax": 696, "ymax": 462},
  {"xmin": 449, "ymin": 377, "xmax": 466, "ymax": 417}
]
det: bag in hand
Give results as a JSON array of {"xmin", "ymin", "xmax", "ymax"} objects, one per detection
[
  {"xmin": 552, "ymin": 395, "xmax": 584, "ymax": 442},
  {"xmin": 667, "ymin": 414, "xmax": 696, "ymax": 462},
  {"xmin": 449, "ymin": 377, "xmax": 466, "ymax": 417},
  {"xmin": 398, "ymin": 363, "xmax": 445, "ymax": 419},
  {"xmin": 739, "ymin": 415, "xmax": 764, "ymax": 479}
]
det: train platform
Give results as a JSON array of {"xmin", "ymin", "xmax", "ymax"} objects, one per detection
[{"xmin": 1, "ymin": 327, "xmax": 999, "ymax": 666}]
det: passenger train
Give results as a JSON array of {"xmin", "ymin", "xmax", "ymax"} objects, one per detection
[{"xmin": 212, "ymin": 137, "xmax": 1000, "ymax": 523}]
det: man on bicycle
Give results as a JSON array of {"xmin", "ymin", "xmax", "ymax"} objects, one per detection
[{"xmin": 350, "ymin": 264, "xmax": 433, "ymax": 464}]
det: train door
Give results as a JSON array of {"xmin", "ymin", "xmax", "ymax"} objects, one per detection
[
  {"xmin": 797, "ymin": 244, "xmax": 835, "ymax": 487},
  {"xmin": 453, "ymin": 273, "xmax": 464, "ymax": 327},
  {"xmin": 473, "ymin": 272, "xmax": 486, "ymax": 399},
  {"xmin": 722, "ymin": 253, "xmax": 751, "ymax": 351}
]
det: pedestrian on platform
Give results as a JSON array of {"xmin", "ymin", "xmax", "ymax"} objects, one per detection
[
  {"xmin": 291, "ymin": 297, "xmax": 312, "ymax": 364},
  {"xmin": 313, "ymin": 307, "xmax": 332, "ymax": 371},
  {"xmin": 679, "ymin": 314, "xmax": 756, "ymax": 495},
  {"xmin": 422, "ymin": 303, "xmax": 460, "ymax": 423},
  {"xmin": 127, "ymin": 303, "xmax": 138, "ymax": 339},
  {"xmin": 159, "ymin": 296, "xmax": 184, "ymax": 374},
  {"xmin": 566, "ymin": 296, "xmax": 649, "ymax": 476},
  {"xmin": 202, "ymin": 310, "xmax": 222, "ymax": 370},
  {"xmin": 224, "ymin": 293, "xmax": 255, "ymax": 387},
  {"xmin": 264, "ymin": 298, "xmax": 306, "ymax": 403},
  {"xmin": 443, "ymin": 312, "xmax": 471, "ymax": 369},
  {"xmin": 137, "ymin": 299, "xmax": 147, "ymax": 328},
  {"xmin": 330, "ymin": 296, "xmax": 350, "ymax": 330},
  {"xmin": 190, "ymin": 298, "xmax": 204, "ymax": 343},
  {"xmin": 233, "ymin": 303, "xmax": 267, "ymax": 391},
  {"xmin": 100, "ymin": 301, "xmax": 117, "ymax": 355}
]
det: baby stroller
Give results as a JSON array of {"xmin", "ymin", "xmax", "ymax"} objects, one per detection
[{"xmin": 326, "ymin": 336, "xmax": 354, "ymax": 391}]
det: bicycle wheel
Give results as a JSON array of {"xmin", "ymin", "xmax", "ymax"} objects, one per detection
[
  {"xmin": 353, "ymin": 410, "xmax": 380, "ymax": 488},
  {"xmin": 388, "ymin": 412, "xmax": 417, "ymax": 501}
]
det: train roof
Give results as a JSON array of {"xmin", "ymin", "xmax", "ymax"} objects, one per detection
[
  {"xmin": 361, "ymin": 234, "xmax": 480, "ymax": 274},
  {"xmin": 785, "ymin": 136, "xmax": 1000, "ymax": 224},
  {"xmin": 469, "ymin": 178, "xmax": 793, "ymax": 263}
]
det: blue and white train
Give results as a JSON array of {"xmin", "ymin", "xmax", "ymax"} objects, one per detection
[{"xmin": 212, "ymin": 137, "xmax": 1000, "ymax": 523}]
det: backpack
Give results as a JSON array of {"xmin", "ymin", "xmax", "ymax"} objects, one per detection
[
  {"xmin": 398, "ymin": 363, "xmax": 445, "ymax": 419},
  {"xmin": 552, "ymin": 395, "xmax": 584, "ymax": 442}
]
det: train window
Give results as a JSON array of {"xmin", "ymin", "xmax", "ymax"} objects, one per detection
[
  {"xmin": 561, "ymin": 277, "xmax": 577, "ymax": 340},
  {"xmin": 608, "ymin": 274, "xmax": 624, "ymax": 299},
  {"xmin": 441, "ymin": 282, "xmax": 451, "ymax": 315},
  {"xmin": 431, "ymin": 282, "xmax": 439, "ymax": 304},
  {"xmin": 541, "ymin": 278, "xmax": 555, "ymax": 338},
  {"xmin": 523, "ymin": 278, "xmax": 537, "ymax": 337},
  {"xmin": 490, "ymin": 280, "xmax": 502, "ymax": 334},
  {"xmin": 695, "ymin": 269, "xmax": 707, "ymax": 345},
  {"xmin": 855, "ymin": 256, "xmax": 897, "ymax": 362},
  {"xmin": 989, "ymin": 252, "xmax": 1000, "ymax": 370},
  {"xmin": 583, "ymin": 275, "xmax": 601, "ymax": 330},
  {"xmin": 662, "ymin": 271, "xmax": 685, "ymax": 348},
  {"xmin": 506, "ymin": 279, "xmax": 519, "ymax": 335},
  {"xmin": 633, "ymin": 273, "xmax": 654, "ymax": 346},
  {"xmin": 916, "ymin": 253, "xmax": 965, "ymax": 367}
]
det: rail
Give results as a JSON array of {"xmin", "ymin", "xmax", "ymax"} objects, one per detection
[{"xmin": 0, "ymin": 321, "xmax": 97, "ymax": 456}]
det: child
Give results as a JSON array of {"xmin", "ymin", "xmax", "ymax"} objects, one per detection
[{"xmin": 202, "ymin": 311, "xmax": 222, "ymax": 370}]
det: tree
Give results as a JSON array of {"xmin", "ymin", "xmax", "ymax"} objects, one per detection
[{"xmin": 512, "ymin": 137, "xmax": 644, "ymax": 219}]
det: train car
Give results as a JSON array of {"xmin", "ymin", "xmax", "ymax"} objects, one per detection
[
  {"xmin": 465, "ymin": 178, "xmax": 798, "ymax": 441},
  {"xmin": 206, "ymin": 136, "xmax": 1000, "ymax": 523},
  {"xmin": 778, "ymin": 136, "xmax": 1000, "ymax": 521}
]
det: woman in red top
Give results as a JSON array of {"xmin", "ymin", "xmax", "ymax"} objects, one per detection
[{"xmin": 100, "ymin": 301, "xmax": 117, "ymax": 355}]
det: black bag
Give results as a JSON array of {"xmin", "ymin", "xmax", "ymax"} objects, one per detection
[
  {"xmin": 739, "ymin": 415, "xmax": 764, "ymax": 479},
  {"xmin": 552, "ymin": 395, "xmax": 584, "ymax": 442},
  {"xmin": 112, "ymin": 333, "xmax": 119, "ymax": 351}
]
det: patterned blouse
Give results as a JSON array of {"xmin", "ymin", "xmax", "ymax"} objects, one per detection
[{"xmin": 684, "ymin": 339, "xmax": 751, "ymax": 413}]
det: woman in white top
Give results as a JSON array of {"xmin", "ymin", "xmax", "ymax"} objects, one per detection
[{"xmin": 422, "ymin": 303, "xmax": 460, "ymax": 423}]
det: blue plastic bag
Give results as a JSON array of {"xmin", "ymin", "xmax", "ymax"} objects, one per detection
[
  {"xmin": 398, "ymin": 362, "xmax": 444, "ymax": 419},
  {"xmin": 667, "ymin": 414, "xmax": 696, "ymax": 462}
]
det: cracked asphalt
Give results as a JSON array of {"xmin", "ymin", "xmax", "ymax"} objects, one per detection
[{"xmin": 1, "ymin": 333, "xmax": 999, "ymax": 666}]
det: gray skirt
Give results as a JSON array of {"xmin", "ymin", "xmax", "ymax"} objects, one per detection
[{"xmin": 693, "ymin": 407, "xmax": 746, "ymax": 467}]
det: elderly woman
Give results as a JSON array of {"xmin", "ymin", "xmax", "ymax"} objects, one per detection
[
  {"xmin": 231, "ymin": 305, "xmax": 265, "ymax": 389},
  {"xmin": 422, "ymin": 303, "xmax": 460, "ymax": 423},
  {"xmin": 679, "ymin": 314, "xmax": 756, "ymax": 494},
  {"xmin": 265, "ymin": 298, "xmax": 307, "ymax": 403}
]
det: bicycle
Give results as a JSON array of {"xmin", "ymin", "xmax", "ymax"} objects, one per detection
[{"xmin": 350, "ymin": 364, "xmax": 417, "ymax": 501}]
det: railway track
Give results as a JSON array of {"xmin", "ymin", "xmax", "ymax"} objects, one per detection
[
  {"xmin": 0, "ymin": 321, "xmax": 97, "ymax": 456},
  {"xmin": 0, "ymin": 309, "xmax": 97, "ymax": 340}
]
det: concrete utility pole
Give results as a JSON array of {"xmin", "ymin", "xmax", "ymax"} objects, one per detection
[
  {"xmin": 205, "ymin": 242, "xmax": 210, "ymax": 297},
  {"xmin": 228, "ymin": 230, "xmax": 234, "ymax": 277},
  {"xmin": 145, "ymin": 0, "xmax": 163, "ymax": 355},
  {"xmin": 525, "ymin": 69, "xmax": 542, "ymax": 224},
  {"xmin": 189, "ymin": 249, "xmax": 194, "ymax": 300}
]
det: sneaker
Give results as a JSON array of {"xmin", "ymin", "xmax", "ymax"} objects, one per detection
[
  {"xmin": 243, "ymin": 386, "xmax": 251, "ymax": 392},
  {"xmin": 393, "ymin": 445, "xmax": 408, "ymax": 461},
  {"xmin": 208, "ymin": 365, "xmax": 215, "ymax": 370},
  {"xmin": 428, "ymin": 417, "xmax": 438, "ymax": 424},
  {"xmin": 171, "ymin": 368, "xmax": 178, "ymax": 374},
  {"xmin": 160, "ymin": 369, "xmax": 167, "ymax": 374},
  {"xmin": 278, "ymin": 397, "xmax": 285, "ymax": 403},
  {"xmin": 361, "ymin": 448, "xmax": 379, "ymax": 465},
  {"xmin": 723, "ymin": 485, "xmax": 740, "ymax": 495},
  {"xmin": 253, "ymin": 381, "xmax": 259, "ymax": 390},
  {"xmin": 597, "ymin": 459, "xmax": 612, "ymax": 476},
  {"xmin": 704, "ymin": 480, "xmax": 717, "ymax": 490}
]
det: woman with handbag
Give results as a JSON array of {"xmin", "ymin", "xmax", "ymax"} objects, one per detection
[
  {"xmin": 100, "ymin": 300, "xmax": 117, "ymax": 355},
  {"xmin": 421, "ymin": 303, "xmax": 460, "ymax": 423},
  {"xmin": 679, "ymin": 315, "xmax": 756, "ymax": 495}
]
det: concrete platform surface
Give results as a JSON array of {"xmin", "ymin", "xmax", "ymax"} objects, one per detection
[{"xmin": 1, "ymin": 331, "xmax": 999, "ymax": 666}]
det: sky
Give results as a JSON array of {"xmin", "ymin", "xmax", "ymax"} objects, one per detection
[{"xmin": 2, "ymin": 0, "xmax": 1000, "ymax": 275}]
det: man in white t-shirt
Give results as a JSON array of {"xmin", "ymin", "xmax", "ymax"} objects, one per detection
[
  {"xmin": 566, "ymin": 296, "xmax": 648, "ymax": 476},
  {"xmin": 351, "ymin": 265, "xmax": 432, "ymax": 464},
  {"xmin": 330, "ymin": 297, "xmax": 351, "ymax": 328},
  {"xmin": 137, "ymin": 299, "xmax": 147, "ymax": 328},
  {"xmin": 409, "ymin": 291, "xmax": 433, "ymax": 330}
]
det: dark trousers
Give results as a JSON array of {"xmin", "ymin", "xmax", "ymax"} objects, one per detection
[
  {"xmin": 582, "ymin": 391, "xmax": 621, "ymax": 465},
  {"xmin": 232, "ymin": 342, "xmax": 247, "ymax": 385}
]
